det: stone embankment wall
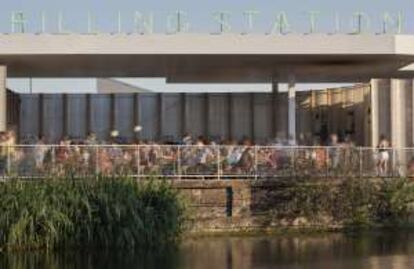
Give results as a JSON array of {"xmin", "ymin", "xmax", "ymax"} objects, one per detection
[
  {"xmin": 173, "ymin": 180, "xmax": 336, "ymax": 234},
  {"xmin": 174, "ymin": 178, "xmax": 414, "ymax": 234}
]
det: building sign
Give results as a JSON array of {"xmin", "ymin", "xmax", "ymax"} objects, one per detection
[{"xmin": 9, "ymin": 11, "xmax": 404, "ymax": 35}]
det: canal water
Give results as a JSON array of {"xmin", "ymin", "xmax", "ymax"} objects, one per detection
[{"xmin": 1, "ymin": 231, "xmax": 414, "ymax": 269}]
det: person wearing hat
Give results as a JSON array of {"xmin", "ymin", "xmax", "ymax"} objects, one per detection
[
  {"xmin": 110, "ymin": 130, "xmax": 120, "ymax": 144},
  {"xmin": 133, "ymin": 125, "xmax": 143, "ymax": 144}
]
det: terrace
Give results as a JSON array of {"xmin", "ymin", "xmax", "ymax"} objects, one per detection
[{"xmin": 0, "ymin": 144, "xmax": 411, "ymax": 179}]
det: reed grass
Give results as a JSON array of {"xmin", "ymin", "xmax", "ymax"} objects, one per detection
[{"xmin": 0, "ymin": 176, "xmax": 185, "ymax": 251}]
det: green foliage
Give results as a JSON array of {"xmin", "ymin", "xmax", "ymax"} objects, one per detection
[
  {"xmin": 276, "ymin": 178, "xmax": 414, "ymax": 227},
  {"xmin": 375, "ymin": 178, "xmax": 414, "ymax": 224},
  {"xmin": 286, "ymin": 183, "xmax": 333, "ymax": 218},
  {"xmin": 334, "ymin": 178, "xmax": 378, "ymax": 226},
  {"xmin": 0, "ymin": 177, "xmax": 185, "ymax": 251}
]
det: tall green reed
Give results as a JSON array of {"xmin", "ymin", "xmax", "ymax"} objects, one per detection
[{"xmin": 0, "ymin": 176, "xmax": 185, "ymax": 251}]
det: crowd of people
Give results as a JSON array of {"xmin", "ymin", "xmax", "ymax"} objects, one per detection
[{"xmin": 0, "ymin": 129, "xmax": 402, "ymax": 178}]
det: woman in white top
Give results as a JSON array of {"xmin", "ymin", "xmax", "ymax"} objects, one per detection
[{"xmin": 377, "ymin": 135, "xmax": 390, "ymax": 176}]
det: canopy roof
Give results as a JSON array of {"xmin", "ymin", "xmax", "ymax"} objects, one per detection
[{"xmin": 1, "ymin": 34, "xmax": 414, "ymax": 82}]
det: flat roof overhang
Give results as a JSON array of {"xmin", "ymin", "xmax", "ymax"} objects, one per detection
[{"xmin": 1, "ymin": 34, "xmax": 414, "ymax": 82}]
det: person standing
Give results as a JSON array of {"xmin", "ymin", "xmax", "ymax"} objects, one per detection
[
  {"xmin": 377, "ymin": 135, "xmax": 390, "ymax": 176},
  {"xmin": 328, "ymin": 133, "xmax": 340, "ymax": 171}
]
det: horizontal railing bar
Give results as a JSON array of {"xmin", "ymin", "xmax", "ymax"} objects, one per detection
[{"xmin": 3, "ymin": 144, "xmax": 411, "ymax": 149}]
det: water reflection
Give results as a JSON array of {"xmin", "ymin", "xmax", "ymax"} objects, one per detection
[
  {"xmin": 2, "ymin": 231, "xmax": 414, "ymax": 269},
  {"xmin": 0, "ymin": 248, "xmax": 180, "ymax": 269}
]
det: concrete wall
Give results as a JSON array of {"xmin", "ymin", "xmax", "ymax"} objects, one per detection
[
  {"xmin": 19, "ymin": 94, "xmax": 40, "ymax": 139},
  {"xmin": 161, "ymin": 94, "xmax": 183, "ymax": 141},
  {"xmin": 231, "ymin": 93, "xmax": 253, "ymax": 141},
  {"xmin": 208, "ymin": 94, "xmax": 230, "ymax": 141},
  {"xmin": 90, "ymin": 94, "xmax": 111, "ymax": 141},
  {"xmin": 114, "ymin": 93, "xmax": 135, "ymax": 140},
  {"xmin": 138, "ymin": 93, "xmax": 159, "ymax": 141},
  {"xmin": 253, "ymin": 93, "xmax": 274, "ymax": 143},
  {"xmin": 66, "ymin": 94, "xmax": 87, "ymax": 139},
  {"xmin": 41, "ymin": 94, "xmax": 64, "ymax": 142},
  {"xmin": 184, "ymin": 94, "xmax": 207, "ymax": 137},
  {"xmin": 17, "ymin": 85, "xmax": 371, "ymax": 144}
]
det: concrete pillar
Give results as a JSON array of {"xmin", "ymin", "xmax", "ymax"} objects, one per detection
[
  {"xmin": 85, "ymin": 94, "xmax": 91, "ymax": 135},
  {"xmin": 133, "ymin": 93, "xmax": 139, "ymax": 140},
  {"xmin": 391, "ymin": 79, "xmax": 411, "ymax": 175},
  {"xmin": 180, "ymin": 93, "xmax": 186, "ymax": 136},
  {"xmin": 391, "ymin": 79, "xmax": 408, "ymax": 148},
  {"xmin": 110, "ymin": 94, "xmax": 115, "ymax": 131},
  {"xmin": 227, "ymin": 93, "xmax": 232, "ymax": 140},
  {"xmin": 371, "ymin": 79, "xmax": 393, "ymax": 147},
  {"xmin": 0, "ymin": 66, "xmax": 6, "ymax": 132},
  {"xmin": 157, "ymin": 93, "xmax": 162, "ymax": 141},
  {"xmin": 271, "ymin": 81, "xmax": 278, "ymax": 138},
  {"xmin": 370, "ymin": 79, "xmax": 380, "ymax": 147},
  {"xmin": 62, "ymin": 94, "xmax": 68, "ymax": 136},
  {"xmin": 204, "ymin": 93, "xmax": 209, "ymax": 138},
  {"xmin": 288, "ymin": 77, "xmax": 296, "ymax": 142},
  {"xmin": 377, "ymin": 80, "xmax": 392, "ymax": 142},
  {"xmin": 38, "ymin": 94, "xmax": 44, "ymax": 139},
  {"xmin": 250, "ymin": 93, "xmax": 255, "ymax": 141}
]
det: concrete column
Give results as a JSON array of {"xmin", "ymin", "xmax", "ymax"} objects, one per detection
[
  {"xmin": 391, "ymin": 79, "xmax": 411, "ymax": 175},
  {"xmin": 204, "ymin": 93, "xmax": 209, "ymax": 137},
  {"xmin": 288, "ymin": 77, "xmax": 296, "ymax": 142},
  {"xmin": 157, "ymin": 93, "xmax": 162, "ymax": 141},
  {"xmin": 391, "ymin": 79, "xmax": 408, "ymax": 148},
  {"xmin": 377, "ymin": 79, "xmax": 391, "ymax": 141},
  {"xmin": 371, "ymin": 79, "xmax": 392, "ymax": 147},
  {"xmin": 62, "ymin": 94, "xmax": 68, "ymax": 137},
  {"xmin": 38, "ymin": 94, "xmax": 44, "ymax": 138},
  {"xmin": 271, "ymin": 81, "xmax": 278, "ymax": 138},
  {"xmin": 228, "ymin": 93, "xmax": 233, "ymax": 140},
  {"xmin": 0, "ymin": 66, "xmax": 6, "ymax": 132},
  {"xmin": 110, "ymin": 94, "xmax": 115, "ymax": 131},
  {"xmin": 370, "ymin": 79, "xmax": 380, "ymax": 147},
  {"xmin": 85, "ymin": 94, "xmax": 91, "ymax": 135},
  {"xmin": 180, "ymin": 93, "xmax": 186, "ymax": 136},
  {"xmin": 250, "ymin": 93, "xmax": 255, "ymax": 141},
  {"xmin": 133, "ymin": 93, "xmax": 139, "ymax": 140}
]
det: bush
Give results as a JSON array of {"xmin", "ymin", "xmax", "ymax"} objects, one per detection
[
  {"xmin": 275, "ymin": 178, "xmax": 414, "ymax": 227},
  {"xmin": 375, "ymin": 178, "xmax": 414, "ymax": 224},
  {"xmin": 334, "ymin": 178, "xmax": 378, "ymax": 226},
  {"xmin": 0, "ymin": 177, "xmax": 185, "ymax": 251}
]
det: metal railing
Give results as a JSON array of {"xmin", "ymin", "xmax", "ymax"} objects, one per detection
[{"xmin": 0, "ymin": 144, "xmax": 412, "ymax": 179}]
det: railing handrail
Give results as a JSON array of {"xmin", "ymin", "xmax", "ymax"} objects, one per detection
[{"xmin": 4, "ymin": 144, "xmax": 413, "ymax": 151}]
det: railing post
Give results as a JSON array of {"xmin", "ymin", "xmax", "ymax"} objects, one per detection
[
  {"xmin": 291, "ymin": 147, "xmax": 295, "ymax": 178},
  {"xmin": 325, "ymin": 147, "xmax": 329, "ymax": 180},
  {"xmin": 177, "ymin": 146, "xmax": 182, "ymax": 180},
  {"xmin": 217, "ymin": 146, "xmax": 221, "ymax": 181},
  {"xmin": 136, "ymin": 144, "xmax": 140, "ymax": 180},
  {"xmin": 254, "ymin": 145, "xmax": 258, "ymax": 180},
  {"xmin": 359, "ymin": 147, "xmax": 363, "ymax": 179},
  {"xmin": 51, "ymin": 146, "xmax": 56, "ymax": 176},
  {"xmin": 94, "ymin": 146, "xmax": 99, "ymax": 176},
  {"xmin": 6, "ymin": 145, "xmax": 11, "ymax": 177}
]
